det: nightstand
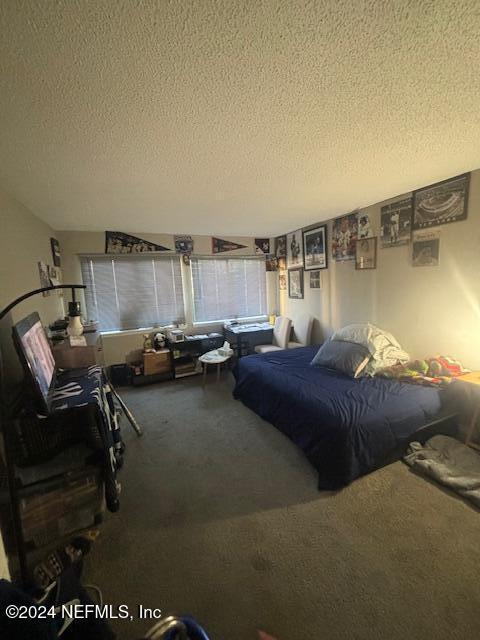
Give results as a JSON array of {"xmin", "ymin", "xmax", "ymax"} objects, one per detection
[{"xmin": 457, "ymin": 371, "xmax": 480, "ymax": 451}]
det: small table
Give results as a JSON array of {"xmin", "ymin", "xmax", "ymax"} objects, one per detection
[
  {"xmin": 223, "ymin": 322, "xmax": 274, "ymax": 357},
  {"xmin": 457, "ymin": 371, "xmax": 480, "ymax": 451},
  {"xmin": 198, "ymin": 350, "xmax": 232, "ymax": 386}
]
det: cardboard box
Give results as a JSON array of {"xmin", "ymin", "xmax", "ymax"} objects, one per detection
[{"xmin": 143, "ymin": 349, "xmax": 171, "ymax": 376}]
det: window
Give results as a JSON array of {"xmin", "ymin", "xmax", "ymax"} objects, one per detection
[
  {"xmin": 80, "ymin": 255, "xmax": 185, "ymax": 331},
  {"xmin": 191, "ymin": 257, "xmax": 267, "ymax": 323}
]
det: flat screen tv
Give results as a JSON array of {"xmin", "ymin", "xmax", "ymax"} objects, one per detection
[{"xmin": 12, "ymin": 311, "xmax": 57, "ymax": 413}]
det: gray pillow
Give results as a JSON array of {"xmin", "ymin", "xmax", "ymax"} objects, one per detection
[{"xmin": 310, "ymin": 339, "xmax": 371, "ymax": 378}]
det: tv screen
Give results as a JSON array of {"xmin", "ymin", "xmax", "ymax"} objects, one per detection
[{"xmin": 13, "ymin": 312, "xmax": 56, "ymax": 412}]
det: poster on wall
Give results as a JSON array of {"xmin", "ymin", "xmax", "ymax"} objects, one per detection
[
  {"xmin": 50, "ymin": 237, "xmax": 61, "ymax": 267},
  {"xmin": 279, "ymin": 273, "xmax": 287, "ymax": 290},
  {"xmin": 310, "ymin": 271, "xmax": 321, "ymax": 288},
  {"xmin": 331, "ymin": 212, "xmax": 358, "ymax": 261},
  {"xmin": 303, "ymin": 224, "xmax": 327, "ymax": 270},
  {"xmin": 380, "ymin": 198, "xmax": 412, "ymax": 247},
  {"xmin": 174, "ymin": 235, "xmax": 194, "ymax": 254},
  {"xmin": 412, "ymin": 230, "xmax": 440, "ymax": 267},
  {"xmin": 286, "ymin": 230, "xmax": 304, "ymax": 269},
  {"xmin": 38, "ymin": 261, "xmax": 50, "ymax": 296},
  {"xmin": 288, "ymin": 268, "xmax": 304, "ymax": 299},
  {"xmin": 265, "ymin": 255, "xmax": 278, "ymax": 271},
  {"xmin": 357, "ymin": 212, "xmax": 374, "ymax": 239},
  {"xmin": 211, "ymin": 237, "xmax": 247, "ymax": 253},
  {"xmin": 275, "ymin": 235, "xmax": 286, "ymax": 258},
  {"xmin": 412, "ymin": 173, "xmax": 470, "ymax": 230},
  {"xmin": 255, "ymin": 238, "xmax": 270, "ymax": 254},
  {"xmin": 105, "ymin": 231, "xmax": 170, "ymax": 253}
]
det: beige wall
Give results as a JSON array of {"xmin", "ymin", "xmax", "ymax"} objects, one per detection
[
  {"xmin": 280, "ymin": 169, "xmax": 480, "ymax": 369},
  {"xmin": 0, "ymin": 188, "xmax": 64, "ymax": 384},
  {"xmin": 0, "ymin": 187, "xmax": 66, "ymax": 579},
  {"xmin": 58, "ymin": 231, "xmax": 277, "ymax": 365}
]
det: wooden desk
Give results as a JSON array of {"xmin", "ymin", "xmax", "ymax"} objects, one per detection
[
  {"xmin": 457, "ymin": 371, "xmax": 480, "ymax": 451},
  {"xmin": 224, "ymin": 323, "xmax": 274, "ymax": 357},
  {"xmin": 52, "ymin": 332, "xmax": 103, "ymax": 369}
]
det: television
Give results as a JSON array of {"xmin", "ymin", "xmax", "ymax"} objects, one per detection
[{"xmin": 12, "ymin": 312, "xmax": 57, "ymax": 413}]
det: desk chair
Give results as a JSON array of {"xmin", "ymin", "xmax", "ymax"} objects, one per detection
[
  {"xmin": 254, "ymin": 316, "xmax": 291, "ymax": 353},
  {"xmin": 288, "ymin": 314, "xmax": 314, "ymax": 349}
]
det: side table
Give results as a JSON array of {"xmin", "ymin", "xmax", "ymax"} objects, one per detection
[{"xmin": 198, "ymin": 350, "xmax": 232, "ymax": 387}]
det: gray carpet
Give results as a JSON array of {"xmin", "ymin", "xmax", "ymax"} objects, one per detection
[{"xmin": 85, "ymin": 374, "xmax": 480, "ymax": 640}]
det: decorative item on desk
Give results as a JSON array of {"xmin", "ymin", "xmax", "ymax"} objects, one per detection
[
  {"xmin": 153, "ymin": 332, "xmax": 166, "ymax": 349},
  {"xmin": 143, "ymin": 334, "xmax": 155, "ymax": 352},
  {"xmin": 167, "ymin": 328, "xmax": 185, "ymax": 343}
]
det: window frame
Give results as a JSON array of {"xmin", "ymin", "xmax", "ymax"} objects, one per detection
[
  {"xmin": 80, "ymin": 253, "xmax": 186, "ymax": 333},
  {"xmin": 189, "ymin": 255, "xmax": 268, "ymax": 325}
]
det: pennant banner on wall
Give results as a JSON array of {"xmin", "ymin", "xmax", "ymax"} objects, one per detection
[
  {"xmin": 105, "ymin": 231, "xmax": 170, "ymax": 254},
  {"xmin": 211, "ymin": 237, "xmax": 247, "ymax": 254}
]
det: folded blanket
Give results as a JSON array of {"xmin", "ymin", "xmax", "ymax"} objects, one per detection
[
  {"xmin": 377, "ymin": 355, "xmax": 470, "ymax": 387},
  {"xmin": 404, "ymin": 435, "xmax": 480, "ymax": 508}
]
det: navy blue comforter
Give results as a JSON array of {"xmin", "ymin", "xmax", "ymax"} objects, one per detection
[{"xmin": 233, "ymin": 345, "xmax": 448, "ymax": 489}]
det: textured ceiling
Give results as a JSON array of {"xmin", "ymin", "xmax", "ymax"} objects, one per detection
[{"xmin": 1, "ymin": 1, "xmax": 480, "ymax": 236}]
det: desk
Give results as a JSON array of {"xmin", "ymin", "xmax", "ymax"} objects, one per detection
[{"xmin": 224, "ymin": 322, "xmax": 274, "ymax": 357}]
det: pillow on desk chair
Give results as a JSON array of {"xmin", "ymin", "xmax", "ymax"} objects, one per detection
[{"xmin": 254, "ymin": 316, "xmax": 291, "ymax": 353}]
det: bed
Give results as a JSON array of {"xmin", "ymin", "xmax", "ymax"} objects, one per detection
[{"xmin": 233, "ymin": 345, "xmax": 458, "ymax": 489}]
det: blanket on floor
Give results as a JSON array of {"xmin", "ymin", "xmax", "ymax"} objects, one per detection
[
  {"xmin": 377, "ymin": 356, "xmax": 469, "ymax": 387},
  {"xmin": 404, "ymin": 435, "xmax": 480, "ymax": 508}
]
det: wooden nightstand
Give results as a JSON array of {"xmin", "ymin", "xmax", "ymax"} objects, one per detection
[{"xmin": 457, "ymin": 371, "xmax": 480, "ymax": 451}]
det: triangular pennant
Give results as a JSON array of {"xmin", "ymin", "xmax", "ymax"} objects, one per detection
[
  {"xmin": 212, "ymin": 237, "xmax": 247, "ymax": 253},
  {"xmin": 105, "ymin": 231, "xmax": 170, "ymax": 253}
]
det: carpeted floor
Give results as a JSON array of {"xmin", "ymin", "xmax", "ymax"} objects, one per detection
[{"xmin": 85, "ymin": 374, "xmax": 480, "ymax": 640}]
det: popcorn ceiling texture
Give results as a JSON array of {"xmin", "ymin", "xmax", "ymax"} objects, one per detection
[{"xmin": 0, "ymin": 0, "xmax": 480, "ymax": 236}]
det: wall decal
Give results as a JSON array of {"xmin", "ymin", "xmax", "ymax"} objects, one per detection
[
  {"xmin": 332, "ymin": 212, "xmax": 358, "ymax": 261},
  {"xmin": 303, "ymin": 224, "xmax": 327, "ymax": 270},
  {"xmin": 286, "ymin": 230, "xmax": 304, "ymax": 269},
  {"xmin": 275, "ymin": 235, "xmax": 286, "ymax": 258},
  {"xmin": 412, "ymin": 230, "xmax": 440, "ymax": 267},
  {"xmin": 174, "ymin": 235, "xmax": 194, "ymax": 254},
  {"xmin": 413, "ymin": 173, "xmax": 470, "ymax": 230},
  {"xmin": 211, "ymin": 237, "xmax": 247, "ymax": 253},
  {"xmin": 380, "ymin": 198, "xmax": 412, "ymax": 247},
  {"xmin": 255, "ymin": 238, "xmax": 270, "ymax": 254},
  {"xmin": 105, "ymin": 231, "xmax": 170, "ymax": 253}
]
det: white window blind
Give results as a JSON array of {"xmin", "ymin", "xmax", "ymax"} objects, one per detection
[
  {"xmin": 191, "ymin": 257, "xmax": 267, "ymax": 323},
  {"xmin": 80, "ymin": 255, "xmax": 185, "ymax": 331}
]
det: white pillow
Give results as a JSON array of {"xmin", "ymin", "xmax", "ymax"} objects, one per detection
[{"xmin": 331, "ymin": 323, "xmax": 409, "ymax": 375}]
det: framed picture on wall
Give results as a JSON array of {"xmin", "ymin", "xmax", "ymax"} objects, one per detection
[
  {"xmin": 303, "ymin": 224, "xmax": 327, "ymax": 270},
  {"xmin": 310, "ymin": 271, "xmax": 321, "ymax": 288},
  {"xmin": 275, "ymin": 235, "xmax": 286, "ymax": 258},
  {"xmin": 288, "ymin": 268, "xmax": 304, "ymax": 299},
  {"xmin": 331, "ymin": 212, "xmax": 358, "ymax": 261},
  {"xmin": 279, "ymin": 272, "xmax": 287, "ymax": 290},
  {"xmin": 286, "ymin": 230, "xmax": 304, "ymax": 269},
  {"xmin": 412, "ymin": 173, "xmax": 470, "ymax": 230},
  {"xmin": 380, "ymin": 198, "xmax": 412, "ymax": 247},
  {"xmin": 355, "ymin": 237, "xmax": 377, "ymax": 270},
  {"xmin": 50, "ymin": 237, "xmax": 61, "ymax": 267}
]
